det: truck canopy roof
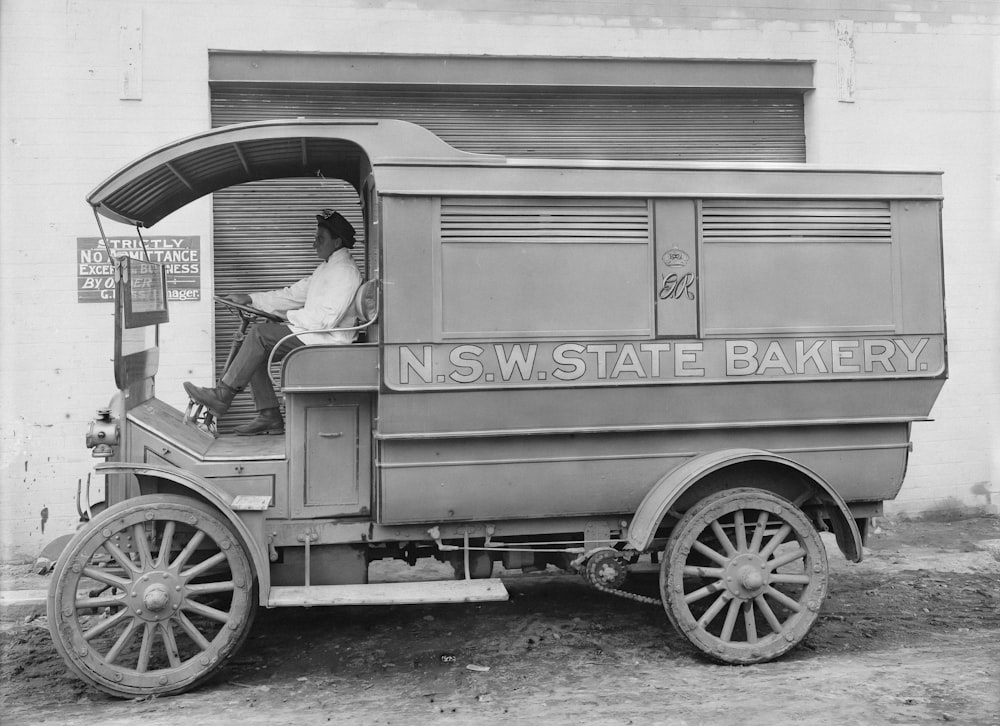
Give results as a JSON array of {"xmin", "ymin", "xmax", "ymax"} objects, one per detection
[{"xmin": 86, "ymin": 118, "xmax": 492, "ymax": 227}]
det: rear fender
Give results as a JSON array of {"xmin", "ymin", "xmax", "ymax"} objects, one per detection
[
  {"xmin": 627, "ymin": 448, "xmax": 863, "ymax": 562},
  {"xmin": 94, "ymin": 462, "xmax": 272, "ymax": 603}
]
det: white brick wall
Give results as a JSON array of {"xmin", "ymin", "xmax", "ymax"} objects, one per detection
[{"xmin": 2, "ymin": 0, "xmax": 997, "ymax": 559}]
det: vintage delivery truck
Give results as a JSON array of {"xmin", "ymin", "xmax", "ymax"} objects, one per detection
[{"xmin": 48, "ymin": 118, "xmax": 946, "ymax": 697}]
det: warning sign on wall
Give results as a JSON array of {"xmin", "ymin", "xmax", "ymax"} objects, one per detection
[{"xmin": 77, "ymin": 237, "xmax": 201, "ymax": 303}]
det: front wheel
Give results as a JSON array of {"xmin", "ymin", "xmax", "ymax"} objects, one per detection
[
  {"xmin": 660, "ymin": 487, "xmax": 828, "ymax": 664},
  {"xmin": 47, "ymin": 494, "xmax": 257, "ymax": 698}
]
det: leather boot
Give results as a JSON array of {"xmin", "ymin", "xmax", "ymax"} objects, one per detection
[
  {"xmin": 183, "ymin": 381, "xmax": 238, "ymax": 418},
  {"xmin": 234, "ymin": 408, "xmax": 284, "ymax": 436}
]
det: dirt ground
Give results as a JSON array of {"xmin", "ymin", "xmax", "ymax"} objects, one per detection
[{"xmin": 2, "ymin": 515, "xmax": 999, "ymax": 726}]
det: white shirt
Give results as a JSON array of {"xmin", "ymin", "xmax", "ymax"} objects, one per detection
[{"xmin": 250, "ymin": 248, "xmax": 362, "ymax": 345}]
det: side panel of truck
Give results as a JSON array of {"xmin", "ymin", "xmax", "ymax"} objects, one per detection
[{"xmin": 374, "ymin": 187, "xmax": 945, "ymax": 526}]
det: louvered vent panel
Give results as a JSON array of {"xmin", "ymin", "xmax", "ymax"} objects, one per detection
[
  {"xmin": 438, "ymin": 198, "xmax": 651, "ymax": 338},
  {"xmin": 702, "ymin": 200, "xmax": 892, "ymax": 243},
  {"xmin": 441, "ymin": 198, "xmax": 650, "ymax": 243},
  {"xmin": 700, "ymin": 199, "xmax": 896, "ymax": 335}
]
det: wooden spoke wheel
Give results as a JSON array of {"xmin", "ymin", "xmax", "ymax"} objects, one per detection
[
  {"xmin": 47, "ymin": 494, "xmax": 257, "ymax": 698},
  {"xmin": 660, "ymin": 488, "xmax": 828, "ymax": 664}
]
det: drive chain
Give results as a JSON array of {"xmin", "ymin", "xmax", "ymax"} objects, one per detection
[{"xmin": 590, "ymin": 579, "xmax": 662, "ymax": 606}]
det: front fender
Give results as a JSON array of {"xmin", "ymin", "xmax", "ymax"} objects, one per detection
[
  {"xmin": 94, "ymin": 462, "xmax": 272, "ymax": 603},
  {"xmin": 627, "ymin": 448, "xmax": 863, "ymax": 562}
]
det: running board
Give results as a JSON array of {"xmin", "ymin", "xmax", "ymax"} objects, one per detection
[{"xmin": 267, "ymin": 578, "xmax": 509, "ymax": 607}]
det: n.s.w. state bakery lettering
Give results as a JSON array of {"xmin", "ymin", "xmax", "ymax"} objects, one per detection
[{"xmin": 387, "ymin": 336, "xmax": 941, "ymax": 389}]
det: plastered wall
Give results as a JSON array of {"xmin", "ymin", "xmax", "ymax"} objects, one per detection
[{"xmin": 1, "ymin": 0, "xmax": 997, "ymax": 560}]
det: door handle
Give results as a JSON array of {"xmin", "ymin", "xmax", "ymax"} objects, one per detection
[{"xmin": 318, "ymin": 432, "xmax": 343, "ymax": 438}]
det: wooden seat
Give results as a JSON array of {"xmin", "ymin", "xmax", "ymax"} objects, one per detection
[{"xmin": 267, "ymin": 280, "xmax": 380, "ymax": 381}]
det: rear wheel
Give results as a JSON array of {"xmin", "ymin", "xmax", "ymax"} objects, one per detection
[
  {"xmin": 48, "ymin": 494, "xmax": 257, "ymax": 698},
  {"xmin": 660, "ymin": 487, "xmax": 827, "ymax": 664}
]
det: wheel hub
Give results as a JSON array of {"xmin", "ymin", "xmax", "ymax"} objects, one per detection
[
  {"xmin": 723, "ymin": 553, "xmax": 768, "ymax": 599},
  {"xmin": 143, "ymin": 584, "xmax": 170, "ymax": 612},
  {"xmin": 131, "ymin": 572, "xmax": 181, "ymax": 621}
]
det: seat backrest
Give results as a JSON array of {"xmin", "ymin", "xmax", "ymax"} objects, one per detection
[{"xmin": 354, "ymin": 279, "xmax": 380, "ymax": 324}]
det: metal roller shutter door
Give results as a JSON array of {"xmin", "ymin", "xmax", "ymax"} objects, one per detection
[
  {"xmin": 211, "ymin": 85, "xmax": 805, "ymax": 161},
  {"xmin": 209, "ymin": 83, "xmax": 805, "ymax": 429},
  {"xmin": 211, "ymin": 179, "xmax": 364, "ymax": 430}
]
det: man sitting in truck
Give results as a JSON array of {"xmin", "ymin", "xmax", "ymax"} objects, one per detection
[{"xmin": 183, "ymin": 210, "xmax": 362, "ymax": 435}]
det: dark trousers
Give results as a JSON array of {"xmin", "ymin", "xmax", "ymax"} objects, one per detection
[{"xmin": 221, "ymin": 322, "xmax": 304, "ymax": 411}]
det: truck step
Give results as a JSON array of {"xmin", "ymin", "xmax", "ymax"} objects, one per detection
[{"xmin": 267, "ymin": 578, "xmax": 509, "ymax": 607}]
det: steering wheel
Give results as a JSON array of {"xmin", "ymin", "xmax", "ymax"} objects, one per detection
[{"xmin": 213, "ymin": 295, "xmax": 284, "ymax": 323}]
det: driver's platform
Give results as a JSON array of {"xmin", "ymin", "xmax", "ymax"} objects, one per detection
[{"xmin": 128, "ymin": 398, "xmax": 285, "ymax": 461}]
